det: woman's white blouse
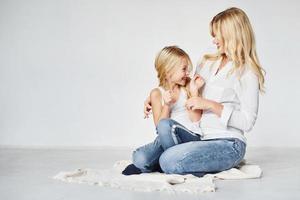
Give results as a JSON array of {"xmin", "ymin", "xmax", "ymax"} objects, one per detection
[{"xmin": 195, "ymin": 58, "xmax": 259, "ymax": 144}]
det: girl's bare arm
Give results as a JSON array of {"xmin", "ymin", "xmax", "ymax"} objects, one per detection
[{"xmin": 150, "ymin": 88, "xmax": 171, "ymax": 126}]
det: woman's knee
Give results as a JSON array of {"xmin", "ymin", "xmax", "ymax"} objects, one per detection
[
  {"xmin": 231, "ymin": 139, "xmax": 247, "ymax": 167},
  {"xmin": 158, "ymin": 148, "xmax": 182, "ymax": 174}
]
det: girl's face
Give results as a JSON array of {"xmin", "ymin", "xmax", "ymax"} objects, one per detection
[{"xmin": 167, "ymin": 58, "xmax": 190, "ymax": 87}]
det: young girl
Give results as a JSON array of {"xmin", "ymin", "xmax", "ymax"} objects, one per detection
[
  {"xmin": 142, "ymin": 7, "xmax": 265, "ymax": 177},
  {"xmin": 122, "ymin": 46, "xmax": 205, "ymax": 175}
]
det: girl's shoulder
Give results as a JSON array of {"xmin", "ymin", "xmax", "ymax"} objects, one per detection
[
  {"xmin": 150, "ymin": 87, "xmax": 164, "ymax": 102},
  {"xmin": 150, "ymin": 87, "xmax": 166, "ymax": 106}
]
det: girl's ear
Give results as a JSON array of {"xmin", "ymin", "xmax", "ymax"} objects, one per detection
[
  {"xmin": 165, "ymin": 72, "xmax": 171, "ymax": 82},
  {"xmin": 166, "ymin": 79, "xmax": 172, "ymax": 90}
]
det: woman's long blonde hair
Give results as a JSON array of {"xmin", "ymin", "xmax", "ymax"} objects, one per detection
[
  {"xmin": 155, "ymin": 46, "xmax": 193, "ymax": 95},
  {"xmin": 202, "ymin": 7, "xmax": 265, "ymax": 92}
]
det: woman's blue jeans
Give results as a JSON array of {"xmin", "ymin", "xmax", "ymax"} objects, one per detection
[{"xmin": 132, "ymin": 118, "xmax": 246, "ymax": 177}]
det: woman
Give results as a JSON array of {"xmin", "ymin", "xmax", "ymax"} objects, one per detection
[{"xmin": 136, "ymin": 7, "xmax": 265, "ymax": 177}]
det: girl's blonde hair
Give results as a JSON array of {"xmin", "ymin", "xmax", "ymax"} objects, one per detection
[
  {"xmin": 155, "ymin": 46, "xmax": 193, "ymax": 90},
  {"xmin": 202, "ymin": 7, "xmax": 265, "ymax": 92}
]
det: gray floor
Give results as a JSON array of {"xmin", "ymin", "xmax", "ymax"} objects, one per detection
[{"xmin": 0, "ymin": 146, "xmax": 299, "ymax": 200}]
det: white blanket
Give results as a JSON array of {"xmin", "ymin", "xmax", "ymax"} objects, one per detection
[{"xmin": 52, "ymin": 159, "xmax": 262, "ymax": 194}]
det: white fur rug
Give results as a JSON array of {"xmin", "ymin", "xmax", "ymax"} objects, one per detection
[{"xmin": 52, "ymin": 159, "xmax": 262, "ymax": 194}]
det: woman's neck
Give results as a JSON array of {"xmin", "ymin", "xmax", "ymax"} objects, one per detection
[{"xmin": 220, "ymin": 55, "xmax": 229, "ymax": 68}]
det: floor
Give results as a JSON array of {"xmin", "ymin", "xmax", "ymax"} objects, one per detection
[{"xmin": 0, "ymin": 146, "xmax": 299, "ymax": 200}]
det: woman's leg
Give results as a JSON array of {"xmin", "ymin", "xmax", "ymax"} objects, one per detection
[
  {"xmin": 131, "ymin": 136, "xmax": 164, "ymax": 173},
  {"xmin": 156, "ymin": 118, "xmax": 201, "ymax": 150},
  {"xmin": 159, "ymin": 138, "xmax": 246, "ymax": 177}
]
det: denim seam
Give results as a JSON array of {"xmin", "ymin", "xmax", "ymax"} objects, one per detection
[
  {"xmin": 171, "ymin": 124, "xmax": 200, "ymax": 145},
  {"xmin": 171, "ymin": 125, "xmax": 179, "ymax": 145}
]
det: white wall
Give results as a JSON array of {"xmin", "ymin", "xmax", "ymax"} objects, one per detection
[{"xmin": 0, "ymin": 0, "xmax": 299, "ymax": 148}]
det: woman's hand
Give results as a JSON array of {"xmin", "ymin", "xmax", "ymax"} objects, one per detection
[
  {"xmin": 185, "ymin": 96, "xmax": 211, "ymax": 110},
  {"xmin": 144, "ymin": 96, "xmax": 152, "ymax": 118},
  {"xmin": 189, "ymin": 75, "xmax": 205, "ymax": 97},
  {"xmin": 185, "ymin": 97, "xmax": 224, "ymax": 117}
]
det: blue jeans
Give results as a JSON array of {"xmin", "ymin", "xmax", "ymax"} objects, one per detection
[{"xmin": 132, "ymin": 118, "xmax": 246, "ymax": 177}]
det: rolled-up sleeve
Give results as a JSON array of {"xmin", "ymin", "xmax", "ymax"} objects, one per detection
[{"xmin": 220, "ymin": 70, "xmax": 259, "ymax": 132}]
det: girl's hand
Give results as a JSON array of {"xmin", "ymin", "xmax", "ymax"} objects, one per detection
[
  {"xmin": 194, "ymin": 74, "xmax": 205, "ymax": 89},
  {"xmin": 189, "ymin": 75, "xmax": 205, "ymax": 96},
  {"xmin": 163, "ymin": 90, "xmax": 176, "ymax": 106},
  {"xmin": 144, "ymin": 96, "xmax": 152, "ymax": 118}
]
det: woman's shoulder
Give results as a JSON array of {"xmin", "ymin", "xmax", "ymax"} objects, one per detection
[
  {"xmin": 240, "ymin": 65, "xmax": 259, "ymax": 82},
  {"xmin": 234, "ymin": 65, "xmax": 259, "ymax": 92}
]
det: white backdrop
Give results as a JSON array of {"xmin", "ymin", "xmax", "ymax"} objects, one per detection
[{"xmin": 0, "ymin": 0, "xmax": 299, "ymax": 148}]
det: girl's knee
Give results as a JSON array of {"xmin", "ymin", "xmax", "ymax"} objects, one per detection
[{"xmin": 156, "ymin": 118, "xmax": 173, "ymax": 136}]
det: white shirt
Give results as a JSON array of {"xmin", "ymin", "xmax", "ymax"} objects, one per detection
[
  {"xmin": 157, "ymin": 87, "xmax": 202, "ymax": 135},
  {"xmin": 196, "ymin": 58, "xmax": 259, "ymax": 144}
]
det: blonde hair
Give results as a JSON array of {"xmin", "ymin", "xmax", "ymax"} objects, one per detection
[
  {"xmin": 202, "ymin": 7, "xmax": 266, "ymax": 92},
  {"xmin": 155, "ymin": 46, "xmax": 193, "ymax": 91}
]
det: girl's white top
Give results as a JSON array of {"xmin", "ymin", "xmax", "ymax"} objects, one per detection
[
  {"xmin": 157, "ymin": 87, "xmax": 202, "ymax": 135},
  {"xmin": 195, "ymin": 58, "xmax": 260, "ymax": 144}
]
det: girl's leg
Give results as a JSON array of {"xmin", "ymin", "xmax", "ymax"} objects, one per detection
[
  {"xmin": 131, "ymin": 136, "xmax": 164, "ymax": 173},
  {"xmin": 156, "ymin": 118, "xmax": 201, "ymax": 150},
  {"xmin": 127, "ymin": 118, "xmax": 201, "ymax": 174},
  {"xmin": 158, "ymin": 138, "xmax": 246, "ymax": 177}
]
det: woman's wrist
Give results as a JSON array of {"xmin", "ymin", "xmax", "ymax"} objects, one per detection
[
  {"xmin": 163, "ymin": 103, "xmax": 171, "ymax": 109},
  {"xmin": 207, "ymin": 100, "xmax": 224, "ymax": 117},
  {"xmin": 190, "ymin": 91, "xmax": 199, "ymax": 97}
]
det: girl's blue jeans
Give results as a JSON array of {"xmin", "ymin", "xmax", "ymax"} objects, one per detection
[{"xmin": 132, "ymin": 118, "xmax": 246, "ymax": 177}]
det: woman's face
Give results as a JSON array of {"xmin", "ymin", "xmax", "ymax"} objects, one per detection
[
  {"xmin": 213, "ymin": 37, "xmax": 225, "ymax": 54},
  {"xmin": 167, "ymin": 58, "xmax": 190, "ymax": 86}
]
